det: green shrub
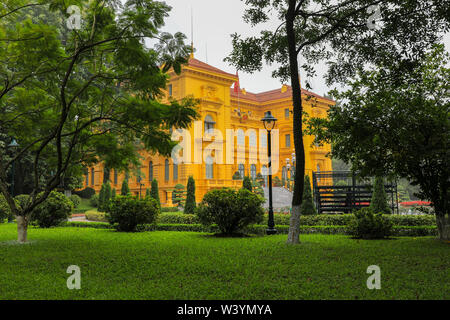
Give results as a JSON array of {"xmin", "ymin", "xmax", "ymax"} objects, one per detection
[
  {"xmin": 232, "ymin": 171, "xmax": 242, "ymax": 180},
  {"xmin": 150, "ymin": 179, "xmax": 161, "ymax": 209},
  {"xmin": 121, "ymin": 180, "xmax": 130, "ymax": 196},
  {"xmin": 98, "ymin": 183, "xmax": 112, "ymax": 212},
  {"xmin": 369, "ymin": 176, "xmax": 391, "ymax": 214},
  {"xmin": 0, "ymin": 194, "xmax": 12, "ymax": 222},
  {"xmin": 14, "ymin": 194, "xmax": 31, "ymax": 210},
  {"xmin": 69, "ymin": 194, "xmax": 81, "ymax": 208},
  {"xmin": 301, "ymin": 175, "xmax": 317, "ymax": 215},
  {"xmin": 106, "ymin": 195, "xmax": 159, "ymax": 232},
  {"xmin": 184, "ymin": 176, "xmax": 196, "ymax": 214},
  {"xmin": 31, "ymin": 191, "xmax": 73, "ymax": 228},
  {"xmin": 85, "ymin": 210, "xmax": 108, "ymax": 222},
  {"xmin": 242, "ymin": 176, "xmax": 252, "ymax": 191},
  {"xmin": 90, "ymin": 194, "xmax": 99, "ymax": 207},
  {"xmin": 172, "ymin": 184, "xmax": 186, "ymax": 207},
  {"xmin": 74, "ymin": 187, "xmax": 96, "ymax": 199},
  {"xmin": 158, "ymin": 213, "xmax": 198, "ymax": 224},
  {"xmin": 347, "ymin": 207, "xmax": 393, "ymax": 239},
  {"xmin": 196, "ymin": 188, "xmax": 265, "ymax": 235}
]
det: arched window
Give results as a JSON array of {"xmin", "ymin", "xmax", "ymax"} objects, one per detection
[
  {"xmin": 173, "ymin": 162, "xmax": 178, "ymax": 181},
  {"xmin": 103, "ymin": 168, "xmax": 110, "ymax": 183},
  {"xmin": 206, "ymin": 156, "xmax": 214, "ymax": 179},
  {"xmin": 149, "ymin": 161, "xmax": 153, "ymax": 181},
  {"xmin": 237, "ymin": 129, "xmax": 245, "ymax": 145},
  {"xmin": 249, "ymin": 131, "xmax": 257, "ymax": 147},
  {"xmin": 165, "ymin": 159, "xmax": 170, "ymax": 181},
  {"xmin": 260, "ymin": 133, "xmax": 267, "ymax": 148},
  {"xmin": 90, "ymin": 168, "xmax": 95, "ymax": 186},
  {"xmin": 250, "ymin": 164, "xmax": 257, "ymax": 179},
  {"xmin": 85, "ymin": 169, "xmax": 89, "ymax": 186},
  {"xmin": 204, "ymin": 115, "xmax": 215, "ymax": 132},
  {"xmin": 114, "ymin": 170, "xmax": 118, "ymax": 185},
  {"xmin": 282, "ymin": 166, "xmax": 287, "ymax": 181},
  {"xmin": 262, "ymin": 165, "xmax": 268, "ymax": 186},
  {"xmin": 238, "ymin": 163, "xmax": 245, "ymax": 179}
]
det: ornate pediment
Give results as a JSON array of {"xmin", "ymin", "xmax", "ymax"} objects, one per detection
[{"xmin": 201, "ymin": 85, "xmax": 219, "ymax": 101}]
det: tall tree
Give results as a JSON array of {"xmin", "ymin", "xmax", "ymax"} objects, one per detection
[
  {"xmin": 0, "ymin": 1, "xmax": 199, "ymax": 242},
  {"xmin": 226, "ymin": 0, "xmax": 449, "ymax": 244},
  {"xmin": 308, "ymin": 44, "xmax": 449, "ymax": 240}
]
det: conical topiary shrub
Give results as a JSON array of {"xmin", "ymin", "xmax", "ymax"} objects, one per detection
[
  {"xmin": 300, "ymin": 175, "xmax": 317, "ymax": 215},
  {"xmin": 184, "ymin": 176, "xmax": 196, "ymax": 214},
  {"xmin": 369, "ymin": 176, "xmax": 391, "ymax": 214}
]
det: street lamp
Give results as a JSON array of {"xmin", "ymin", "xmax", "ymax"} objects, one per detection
[
  {"xmin": 286, "ymin": 158, "xmax": 291, "ymax": 191},
  {"xmin": 8, "ymin": 139, "xmax": 19, "ymax": 223},
  {"xmin": 291, "ymin": 152, "xmax": 296, "ymax": 182},
  {"xmin": 261, "ymin": 111, "xmax": 277, "ymax": 235}
]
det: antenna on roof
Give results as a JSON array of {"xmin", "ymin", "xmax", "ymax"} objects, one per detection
[{"xmin": 190, "ymin": 7, "xmax": 194, "ymax": 57}]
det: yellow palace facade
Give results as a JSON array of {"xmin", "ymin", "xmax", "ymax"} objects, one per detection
[{"xmin": 83, "ymin": 55, "xmax": 333, "ymax": 206}]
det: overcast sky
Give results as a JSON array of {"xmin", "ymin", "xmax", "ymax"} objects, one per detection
[{"xmin": 160, "ymin": 0, "xmax": 450, "ymax": 97}]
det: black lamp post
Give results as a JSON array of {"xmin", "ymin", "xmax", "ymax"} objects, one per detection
[
  {"xmin": 8, "ymin": 139, "xmax": 19, "ymax": 223},
  {"xmin": 261, "ymin": 111, "xmax": 277, "ymax": 235},
  {"xmin": 286, "ymin": 158, "xmax": 291, "ymax": 191}
]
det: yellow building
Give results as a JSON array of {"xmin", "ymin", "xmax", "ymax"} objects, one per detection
[{"xmin": 83, "ymin": 55, "xmax": 333, "ymax": 206}]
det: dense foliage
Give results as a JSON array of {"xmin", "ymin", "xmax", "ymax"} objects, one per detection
[
  {"xmin": 196, "ymin": 188, "xmax": 265, "ymax": 235},
  {"xmin": 348, "ymin": 208, "xmax": 393, "ymax": 239},
  {"xmin": 31, "ymin": 191, "xmax": 73, "ymax": 228},
  {"xmin": 74, "ymin": 187, "xmax": 96, "ymax": 199},
  {"xmin": 309, "ymin": 45, "xmax": 449, "ymax": 240},
  {"xmin": 106, "ymin": 195, "xmax": 159, "ymax": 232},
  {"xmin": 242, "ymin": 176, "xmax": 252, "ymax": 192},
  {"xmin": 69, "ymin": 194, "xmax": 81, "ymax": 208}
]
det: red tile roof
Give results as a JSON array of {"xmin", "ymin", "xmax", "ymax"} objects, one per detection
[
  {"xmin": 230, "ymin": 85, "xmax": 334, "ymax": 104},
  {"xmin": 187, "ymin": 57, "xmax": 237, "ymax": 78},
  {"xmin": 184, "ymin": 57, "xmax": 334, "ymax": 104}
]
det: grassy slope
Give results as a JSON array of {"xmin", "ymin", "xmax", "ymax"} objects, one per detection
[{"xmin": 0, "ymin": 224, "xmax": 448, "ymax": 300}]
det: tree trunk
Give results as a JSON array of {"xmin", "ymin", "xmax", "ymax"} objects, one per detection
[
  {"xmin": 286, "ymin": 0, "xmax": 305, "ymax": 244},
  {"xmin": 436, "ymin": 213, "xmax": 450, "ymax": 241},
  {"xmin": 17, "ymin": 215, "xmax": 28, "ymax": 243}
]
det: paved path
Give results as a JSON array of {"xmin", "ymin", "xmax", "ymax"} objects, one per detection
[{"xmin": 263, "ymin": 187, "xmax": 292, "ymax": 209}]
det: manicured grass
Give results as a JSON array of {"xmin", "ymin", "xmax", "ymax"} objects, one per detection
[
  {"xmin": 0, "ymin": 223, "xmax": 448, "ymax": 300},
  {"xmin": 72, "ymin": 198, "xmax": 95, "ymax": 214}
]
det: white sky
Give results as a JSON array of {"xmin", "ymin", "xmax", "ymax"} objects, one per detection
[{"xmin": 160, "ymin": 0, "xmax": 450, "ymax": 96}]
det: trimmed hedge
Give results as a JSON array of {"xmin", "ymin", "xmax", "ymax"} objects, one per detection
[
  {"xmin": 266, "ymin": 214, "xmax": 436, "ymax": 226},
  {"xmin": 85, "ymin": 210, "xmax": 108, "ymax": 222},
  {"xmin": 161, "ymin": 207, "xmax": 181, "ymax": 213},
  {"xmin": 61, "ymin": 221, "xmax": 437, "ymax": 237},
  {"xmin": 82, "ymin": 212, "xmax": 435, "ymax": 227}
]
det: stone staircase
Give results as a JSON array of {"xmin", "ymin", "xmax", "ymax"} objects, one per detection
[{"xmin": 263, "ymin": 187, "xmax": 293, "ymax": 209}]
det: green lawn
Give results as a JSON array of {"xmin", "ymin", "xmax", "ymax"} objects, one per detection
[
  {"xmin": 0, "ymin": 223, "xmax": 448, "ymax": 300},
  {"xmin": 72, "ymin": 198, "xmax": 95, "ymax": 214}
]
